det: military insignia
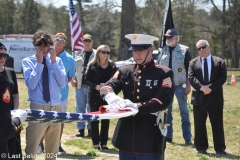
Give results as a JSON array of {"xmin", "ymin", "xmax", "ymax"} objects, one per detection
[
  {"xmin": 113, "ymin": 70, "xmax": 120, "ymax": 79},
  {"xmin": 2, "ymin": 87, "xmax": 10, "ymax": 103},
  {"xmin": 178, "ymin": 74, "xmax": 182, "ymax": 78},
  {"xmin": 178, "ymin": 68, "xmax": 182, "ymax": 72},
  {"xmin": 133, "ymin": 35, "xmax": 137, "ymax": 40},
  {"xmin": 154, "ymin": 80, "xmax": 158, "ymax": 86},
  {"xmin": 146, "ymin": 80, "xmax": 151, "ymax": 87},
  {"xmin": 162, "ymin": 77, "xmax": 172, "ymax": 88}
]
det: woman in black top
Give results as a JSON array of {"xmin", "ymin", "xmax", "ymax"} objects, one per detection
[
  {"xmin": 0, "ymin": 42, "xmax": 21, "ymax": 159},
  {"xmin": 85, "ymin": 45, "xmax": 117, "ymax": 150}
]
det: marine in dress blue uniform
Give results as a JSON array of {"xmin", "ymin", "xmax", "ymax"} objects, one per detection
[{"xmin": 100, "ymin": 34, "xmax": 175, "ymax": 160}]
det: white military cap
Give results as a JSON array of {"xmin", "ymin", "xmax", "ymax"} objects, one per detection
[{"xmin": 125, "ymin": 34, "xmax": 159, "ymax": 50}]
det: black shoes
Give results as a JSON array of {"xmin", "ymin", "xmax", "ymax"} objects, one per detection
[
  {"xmin": 58, "ymin": 144, "xmax": 66, "ymax": 154},
  {"xmin": 198, "ymin": 150, "xmax": 208, "ymax": 154},
  {"xmin": 94, "ymin": 145, "xmax": 101, "ymax": 150},
  {"xmin": 185, "ymin": 139, "xmax": 193, "ymax": 145},
  {"xmin": 216, "ymin": 150, "xmax": 227, "ymax": 155},
  {"xmin": 76, "ymin": 129, "xmax": 85, "ymax": 137},
  {"xmin": 101, "ymin": 145, "xmax": 109, "ymax": 150},
  {"xmin": 198, "ymin": 150, "xmax": 227, "ymax": 155},
  {"xmin": 94, "ymin": 144, "xmax": 109, "ymax": 150},
  {"xmin": 76, "ymin": 129, "xmax": 92, "ymax": 137},
  {"xmin": 165, "ymin": 137, "xmax": 172, "ymax": 143}
]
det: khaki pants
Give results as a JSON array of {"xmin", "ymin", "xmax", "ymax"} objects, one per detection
[{"xmin": 25, "ymin": 103, "xmax": 61, "ymax": 160}]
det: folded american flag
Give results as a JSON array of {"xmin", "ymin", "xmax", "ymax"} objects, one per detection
[{"xmin": 11, "ymin": 105, "xmax": 138, "ymax": 123}]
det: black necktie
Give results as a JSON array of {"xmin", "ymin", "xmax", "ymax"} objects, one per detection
[
  {"xmin": 204, "ymin": 58, "xmax": 209, "ymax": 84},
  {"xmin": 42, "ymin": 57, "xmax": 50, "ymax": 102}
]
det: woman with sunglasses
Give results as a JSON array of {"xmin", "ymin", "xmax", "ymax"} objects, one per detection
[
  {"xmin": 0, "ymin": 42, "xmax": 22, "ymax": 159},
  {"xmin": 85, "ymin": 45, "xmax": 117, "ymax": 150}
]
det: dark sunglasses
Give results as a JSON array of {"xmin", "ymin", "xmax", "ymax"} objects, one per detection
[
  {"xmin": 83, "ymin": 39, "xmax": 92, "ymax": 43},
  {"xmin": 0, "ymin": 46, "xmax": 7, "ymax": 50},
  {"xmin": 100, "ymin": 51, "xmax": 110, "ymax": 55},
  {"xmin": 166, "ymin": 36, "xmax": 174, "ymax": 39},
  {"xmin": 55, "ymin": 38, "xmax": 66, "ymax": 43},
  {"xmin": 197, "ymin": 45, "xmax": 208, "ymax": 51},
  {"xmin": 0, "ymin": 53, "xmax": 8, "ymax": 59}
]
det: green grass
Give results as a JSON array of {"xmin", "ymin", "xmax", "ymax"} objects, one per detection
[{"xmin": 17, "ymin": 77, "xmax": 240, "ymax": 160}]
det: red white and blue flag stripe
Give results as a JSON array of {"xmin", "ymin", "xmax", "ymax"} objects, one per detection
[{"xmin": 69, "ymin": 0, "xmax": 84, "ymax": 51}]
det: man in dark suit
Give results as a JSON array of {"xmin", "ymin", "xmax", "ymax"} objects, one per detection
[{"xmin": 188, "ymin": 40, "xmax": 227, "ymax": 155}]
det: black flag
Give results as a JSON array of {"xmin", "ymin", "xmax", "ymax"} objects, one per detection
[{"xmin": 160, "ymin": 0, "xmax": 174, "ymax": 48}]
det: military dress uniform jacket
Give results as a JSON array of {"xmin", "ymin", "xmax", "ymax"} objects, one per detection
[{"xmin": 105, "ymin": 59, "xmax": 175, "ymax": 153}]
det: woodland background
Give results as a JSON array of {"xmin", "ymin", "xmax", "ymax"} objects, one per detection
[{"xmin": 0, "ymin": 0, "xmax": 239, "ymax": 67}]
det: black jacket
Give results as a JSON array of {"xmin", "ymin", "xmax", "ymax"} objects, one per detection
[
  {"xmin": 105, "ymin": 59, "xmax": 175, "ymax": 153},
  {"xmin": 85, "ymin": 61, "xmax": 117, "ymax": 111}
]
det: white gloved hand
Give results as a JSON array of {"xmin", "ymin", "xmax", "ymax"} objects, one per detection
[
  {"xmin": 12, "ymin": 109, "xmax": 28, "ymax": 123},
  {"xmin": 105, "ymin": 92, "xmax": 125, "ymax": 107},
  {"xmin": 123, "ymin": 99, "xmax": 139, "ymax": 111}
]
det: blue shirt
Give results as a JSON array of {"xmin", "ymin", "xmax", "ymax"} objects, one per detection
[
  {"xmin": 59, "ymin": 50, "xmax": 76, "ymax": 101},
  {"xmin": 22, "ymin": 54, "xmax": 68, "ymax": 106}
]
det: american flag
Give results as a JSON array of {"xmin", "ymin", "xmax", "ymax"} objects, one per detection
[
  {"xmin": 69, "ymin": 0, "xmax": 84, "ymax": 51},
  {"xmin": 11, "ymin": 105, "xmax": 139, "ymax": 123}
]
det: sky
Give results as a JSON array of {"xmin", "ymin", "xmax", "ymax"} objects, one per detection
[{"xmin": 40, "ymin": 0, "xmax": 225, "ymax": 10}]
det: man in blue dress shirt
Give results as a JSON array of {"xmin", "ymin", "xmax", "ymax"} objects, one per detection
[{"xmin": 22, "ymin": 30, "xmax": 67, "ymax": 159}]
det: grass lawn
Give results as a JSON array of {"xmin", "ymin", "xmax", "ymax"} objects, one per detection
[{"xmin": 17, "ymin": 75, "xmax": 240, "ymax": 160}]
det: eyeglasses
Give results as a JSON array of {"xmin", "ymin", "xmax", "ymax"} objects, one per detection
[
  {"xmin": 0, "ymin": 46, "xmax": 7, "ymax": 50},
  {"xmin": 100, "ymin": 51, "xmax": 110, "ymax": 55},
  {"xmin": 55, "ymin": 38, "xmax": 66, "ymax": 43},
  {"xmin": 83, "ymin": 39, "xmax": 92, "ymax": 43},
  {"xmin": 0, "ymin": 53, "xmax": 8, "ymax": 59},
  {"xmin": 166, "ymin": 36, "xmax": 174, "ymax": 39},
  {"xmin": 197, "ymin": 45, "xmax": 208, "ymax": 51}
]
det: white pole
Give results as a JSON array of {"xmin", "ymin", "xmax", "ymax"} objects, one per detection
[{"xmin": 69, "ymin": 0, "xmax": 75, "ymax": 58}]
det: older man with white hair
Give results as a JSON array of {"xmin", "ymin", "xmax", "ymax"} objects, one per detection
[{"xmin": 158, "ymin": 28, "xmax": 192, "ymax": 144}]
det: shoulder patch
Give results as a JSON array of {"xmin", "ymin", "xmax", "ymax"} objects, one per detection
[
  {"xmin": 162, "ymin": 77, "xmax": 172, "ymax": 88},
  {"xmin": 156, "ymin": 64, "xmax": 171, "ymax": 73},
  {"xmin": 179, "ymin": 44, "xmax": 188, "ymax": 53},
  {"xmin": 2, "ymin": 87, "xmax": 10, "ymax": 103}
]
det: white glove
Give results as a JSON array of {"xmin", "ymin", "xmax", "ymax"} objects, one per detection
[
  {"xmin": 12, "ymin": 109, "xmax": 28, "ymax": 123},
  {"xmin": 123, "ymin": 99, "xmax": 139, "ymax": 111},
  {"xmin": 105, "ymin": 92, "xmax": 125, "ymax": 107}
]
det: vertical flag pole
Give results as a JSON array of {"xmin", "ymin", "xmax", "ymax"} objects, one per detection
[
  {"xmin": 69, "ymin": 0, "xmax": 75, "ymax": 58},
  {"xmin": 160, "ymin": 0, "xmax": 174, "ymax": 48}
]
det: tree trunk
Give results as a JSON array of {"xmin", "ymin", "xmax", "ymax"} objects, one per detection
[
  {"xmin": 233, "ymin": 31, "xmax": 239, "ymax": 68},
  {"xmin": 118, "ymin": 0, "xmax": 136, "ymax": 60},
  {"xmin": 231, "ymin": 0, "xmax": 239, "ymax": 68},
  {"xmin": 221, "ymin": 0, "xmax": 226, "ymax": 59}
]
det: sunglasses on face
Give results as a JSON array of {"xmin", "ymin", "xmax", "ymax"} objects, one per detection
[
  {"xmin": 55, "ymin": 38, "xmax": 66, "ymax": 43},
  {"xmin": 0, "ymin": 53, "xmax": 8, "ymax": 59},
  {"xmin": 83, "ymin": 39, "xmax": 92, "ymax": 43},
  {"xmin": 0, "ymin": 46, "xmax": 7, "ymax": 50},
  {"xmin": 197, "ymin": 45, "xmax": 208, "ymax": 51},
  {"xmin": 166, "ymin": 36, "xmax": 174, "ymax": 39},
  {"xmin": 100, "ymin": 51, "xmax": 110, "ymax": 55}
]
